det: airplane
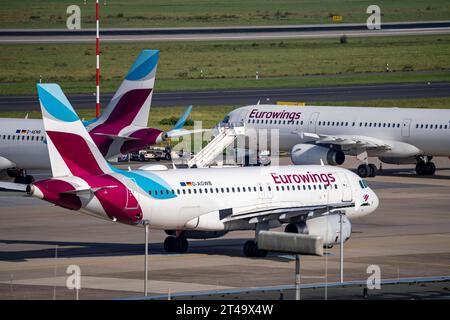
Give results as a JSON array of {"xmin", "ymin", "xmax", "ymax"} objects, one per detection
[
  {"xmin": 219, "ymin": 104, "xmax": 450, "ymax": 177},
  {"xmin": 0, "ymin": 50, "xmax": 193, "ymax": 184},
  {"xmin": 3, "ymin": 83, "xmax": 379, "ymax": 257}
]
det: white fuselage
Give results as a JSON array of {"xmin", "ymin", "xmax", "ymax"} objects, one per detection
[
  {"xmin": 0, "ymin": 118, "xmax": 157, "ymax": 170},
  {"xmin": 224, "ymin": 105, "xmax": 450, "ymax": 157},
  {"xmin": 0, "ymin": 119, "xmax": 49, "ymax": 169},
  {"xmin": 61, "ymin": 165, "xmax": 378, "ymax": 231}
]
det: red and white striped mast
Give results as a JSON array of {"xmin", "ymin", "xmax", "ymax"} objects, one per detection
[{"xmin": 95, "ymin": 0, "xmax": 100, "ymax": 118}]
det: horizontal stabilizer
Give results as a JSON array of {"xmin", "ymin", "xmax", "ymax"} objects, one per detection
[
  {"xmin": 60, "ymin": 185, "xmax": 117, "ymax": 195},
  {"xmin": 93, "ymin": 133, "xmax": 140, "ymax": 141}
]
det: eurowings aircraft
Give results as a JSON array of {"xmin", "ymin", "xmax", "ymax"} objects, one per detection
[
  {"xmin": 0, "ymin": 50, "xmax": 193, "ymax": 183},
  {"xmin": 4, "ymin": 84, "xmax": 379, "ymax": 257},
  {"xmin": 220, "ymin": 104, "xmax": 450, "ymax": 177}
]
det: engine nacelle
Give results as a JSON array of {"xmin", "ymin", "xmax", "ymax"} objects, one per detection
[
  {"xmin": 285, "ymin": 215, "xmax": 351, "ymax": 247},
  {"xmin": 291, "ymin": 144, "xmax": 345, "ymax": 165}
]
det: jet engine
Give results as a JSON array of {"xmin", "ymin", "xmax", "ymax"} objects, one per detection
[
  {"xmin": 285, "ymin": 215, "xmax": 351, "ymax": 247},
  {"xmin": 291, "ymin": 144, "xmax": 345, "ymax": 165}
]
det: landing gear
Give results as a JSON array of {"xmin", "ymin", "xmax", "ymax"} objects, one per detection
[
  {"xmin": 357, "ymin": 164, "xmax": 377, "ymax": 178},
  {"xmin": 416, "ymin": 161, "xmax": 436, "ymax": 176},
  {"xmin": 14, "ymin": 175, "xmax": 34, "ymax": 184},
  {"xmin": 164, "ymin": 234, "xmax": 189, "ymax": 253},
  {"xmin": 7, "ymin": 169, "xmax": 34, "ymax": 184},
  {"xmin": 243, "ymin": 240, "xmax": 267, "ymax": 258}
]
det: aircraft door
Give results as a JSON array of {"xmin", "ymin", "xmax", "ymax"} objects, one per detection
[
  {"xmin": 402, "ymin": 118, "xmax": 412, "ymax": 138},
  {"xmin": 124, "ymin": 178, "xmax": 139, "ymax": 210},
  {"xmin": 336, "ymin": 172, "xmax": 352, "ymax": 202},
  {"xmin": 307, "ymin": 112, "xmax": 320, "ymax": 133}
]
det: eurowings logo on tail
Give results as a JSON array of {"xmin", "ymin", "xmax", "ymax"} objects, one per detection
[
  {"xmin": 34, "ymin": 83, "xmax": 178, "ymax": 225},
  {"xmin": 87, "ymin": 50, "xmax": 160, "ymax": 155}
]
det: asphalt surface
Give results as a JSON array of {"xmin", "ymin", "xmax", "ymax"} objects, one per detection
[
  {"xmin": 1, "ymin": 82, "xmax": 450, "ymax": 112},
  {"xmin": 1, "ymin": 21, "xmax": 450, "ymax": 43},
  {"xmin": 1, "ymin": 157, "xmax": 450, "ymax": 300}
]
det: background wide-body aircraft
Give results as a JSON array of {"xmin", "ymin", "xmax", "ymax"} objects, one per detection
[
  {"xmin": 221, "ymin": 104, "xmax": 450, "ymax": 177},
  {"xmin": 0, "ymin": 50, "xmax": 194, "ymax": 184},
  {"xmin": 5, "ymin": 83, "xmax": 379, "ymax": 257}
]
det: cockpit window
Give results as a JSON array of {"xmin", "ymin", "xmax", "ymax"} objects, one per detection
[
  {"xmin": 359, "ymin": 180, "xmax": 369, "ymax": 189},
  {"xmin": 221, "ymin": 115, "xmax": 230, "ymax": 124}
]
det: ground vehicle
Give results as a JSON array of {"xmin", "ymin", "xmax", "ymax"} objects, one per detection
[{"xmin": 131, "ymin": 147, "xmax": 172, "ymax": 161}]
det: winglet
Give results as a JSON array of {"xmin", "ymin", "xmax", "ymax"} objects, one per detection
[{"xmin": 173, "ymin": 105, "xmax": 192, "ymax": 131}]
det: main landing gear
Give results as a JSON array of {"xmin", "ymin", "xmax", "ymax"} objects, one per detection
[
  {"xmin": 164, "ymin": 231, "xmax": 189, "ymax": 253},
  {"xmin": 243, "ymin": 222, "xmax": 268, "ymax": 257},
  {"xmin": 357, "ymin": 163, "xmax": 377, "ymax": 178},
  {"xmin": 415, "ymin": 161, "xmax": 436, "ymax": 176},
  {"xmin": 7, "ymin": 169, "xmax": 34, "ymax": 184},
  {"xmin": 243, "ymin": 240, "xmax": 268, "ymax": 257}
]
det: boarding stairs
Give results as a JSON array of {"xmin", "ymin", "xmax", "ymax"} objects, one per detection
[{"xmin": 188, "ymin": 124, "xmax": 245, "ymax": 168}]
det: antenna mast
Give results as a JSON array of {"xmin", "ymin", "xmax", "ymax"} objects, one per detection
[{"xmin": 95, "ymin": 0, "xmax": 100, "ymax": 118}]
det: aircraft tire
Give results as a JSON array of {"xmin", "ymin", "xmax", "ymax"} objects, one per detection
[
  {"xmin": 425, "ymin": 162, "xmax": 436, "ymax": 176},
  {"xmin": 254, "ymin": 244, "xmax": 268, "ymax": 258},
  {"xmin": 175, "ymin": 237, "xmax": 189, "ymax": 253},
  {"xmin": 416, "ymin": 162, "xmax": 427, "ymax": 176},
  {"xmin": 357, "ymin": 164, "xmax": 370, "ymax": 178},
  {"xmin": 243, "ymin": 240, "xmax": 254, "ymax": 257},
  {"xmin": 164, "ymin": 236, "xmax": 176, "ymax": 253},
  {"xmin": 368, "ymin": 164, "xmax": 377, "ymax": 177}
]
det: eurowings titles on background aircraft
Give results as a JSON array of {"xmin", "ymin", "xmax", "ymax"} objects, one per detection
[
  {"xmin": 11, "ymin": 83, "xmax": 378, "ymax": 257},
  {"xmin": 220, "ymin": 104, "xmax": 450, "ymax": 177},
  {"xmin": 0, "ymin": 50, "xmax": 193, "ymax": 183}
]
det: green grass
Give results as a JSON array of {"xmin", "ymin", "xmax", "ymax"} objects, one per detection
[
  {"xmin": 1, "ymin": 35, "xmax": 450, "ymax": 95},
  {"xmin": 1, "ymin": 97, "xmax": 449, "ymax": 134},
  {"xmin": 1, "ymin": 0, "xmax": 450, "ymax": 29}
]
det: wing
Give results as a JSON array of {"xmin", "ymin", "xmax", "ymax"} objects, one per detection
[
  {"xmin": 167, "ymin": 128, "xmax": 211, "ymax": 138},
  {"xmin": 187, "ymin": 200, "xmax": 366, "ymax": 231},
  {"xmin": 301, "ymin": 132, "xmax": 392, "ymax": 151},
  {"xmin": 225, "ymin": 201, "xmax": 355, "ymax": 225}
]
